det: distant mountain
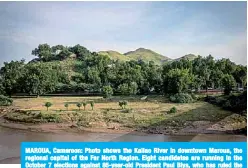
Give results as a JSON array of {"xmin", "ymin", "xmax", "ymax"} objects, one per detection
[
  {"xmin": 98, "ymin": 49, "xmax": 198, "ymax": 64},
  {"xmin": 98, "ymin": 50, "xmax": 132, "ymax": 62},
  {"xmin": 124, "ymin": 48, "xmax": 170, "ymax": 64},
  {"xmin": 175, "ymin": 54, "xmax": 197, "ymax": 61}
]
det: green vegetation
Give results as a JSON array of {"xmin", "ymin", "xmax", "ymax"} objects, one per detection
[
  {"xmin": 102, "ymin": 85, "xmax": 113, "ymax": 98},
  {"xmin": 221, "ymin": 74, "xmax": 236, "ymax": 95},
  {"xmin": 169, "ymin": 107, "xmax": 177, "ymax": 114},
  {"xmin": 169, "ymin": 93, "xmax": 195, "ymax": 103},
  {"xmin": 98, "ymin": 51, "xmax": 132, "ymax": 62},
  {"xmin": 82, "ymin": 102, "xmax": 87, "ymax": 110},
  {"xmin": 123, "ymin": 48, "xmax": 170, "ymax": 65},
  {"xmin": 0, "ymin": 43, "xmax": 246, "ymax": 135},
  {"xmin": 90, "ymin": 101, "xmax": 94, "ymax": 110},
  {"xmin": 0, "ymin": 95, "xmax": 13, "ymax": 106},
  {"xmin": 76, "ymin": 103, "xmax": 82, "ymax": 111},
  {"xmin": 205, "ymin": 91, "xmax": 247, "ymax": 113},
  {"xmin": 118, "ymin": 101, "xmax": 128, "ymax": 109},
  {"xmin": 44, "ymin": 102, "xmax": 52, "ymax": 111},
  {"xmin": 0, "ymin": 44, "xmax": 246, "ymax": 98}
]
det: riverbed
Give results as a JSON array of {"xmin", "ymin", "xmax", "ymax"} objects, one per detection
[{"xmin": 0, "ymin": 126, "xmax": 246, "ymax": 164}]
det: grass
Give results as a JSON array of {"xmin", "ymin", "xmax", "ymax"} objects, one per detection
[{"xmin": 4, "ymin": 95, "xmax": 246, "ymax": 133}]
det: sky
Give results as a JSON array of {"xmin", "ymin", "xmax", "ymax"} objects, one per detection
[{"xmin": 0, "ymin": 1, "xmax": 247, "ymax": 66}]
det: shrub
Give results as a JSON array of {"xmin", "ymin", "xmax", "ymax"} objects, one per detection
[
  {"xmin": 119, "ymin": 101, "xmax": 124, "ymax": 109},
  {"xmin": 0, "ymin": 95, "xmax": 13, "ymax": 106},
  {"xmin": 169, "ymin": 93, "xmax": 194, "ymax": 103},
  {"xmin": 102, "ymin": 85, "xmax": 113, "ymax": 98},
  {"xmin": 44, "ymin": 102, "xmax": 52, "ymax": 111},
  {"xmin": 205, "ymin": 91, "xmax": 247, "ymax": 113},
  {"xmin": 76, "ymin": 103, "xmax": 82, "ymax": 110},
  {"xmin": 168, "ymin": 107, "xmax": 177, "ymax": 114},
  {"xmin": 123, "ymin": 101, "xmax": 128, "ymax": 109}
]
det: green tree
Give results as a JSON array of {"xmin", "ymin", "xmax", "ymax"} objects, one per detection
[
  {"xmin": 45, "ymin": 102, "xmax": 52, "ymax": 111},
  {"xmin": 90, "ymin": 101, "xmax": 94, "ymax": 110},
  {"xmin": 32, "ymin": 44, "xmax": 52, "ymax": 61},
  {"xmin": 76, "ymin": 103, "xmax": 82, "ymax": 111},
  {"xmin": 0, "ymin": 60, "xmax": 25, "ymax": 96},
  {"xmin": 83, "ymin": 102, "xmax": 87, "ymax": 110},
  {"xmin": 22, "ymin": 63, "xmax": 59, "ymax": 97},
  {"xmin": 102, "ymin": 85, "xmax": 113, "ymax": 98},
  {"xmin": 163, "ymin": 68, "xmax": 193, "ymax": 94},
  {"xmin": 221, "ymin": 74, "xmax": 236, "ymax": 95}
]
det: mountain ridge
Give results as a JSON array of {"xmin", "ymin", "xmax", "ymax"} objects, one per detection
[{"xmin": 98, "ymin": 48, "xmax": 197, "ymax": 64}]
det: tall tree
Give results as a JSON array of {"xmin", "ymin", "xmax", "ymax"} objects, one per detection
[
  {"xmin": 0, "ymin": 60, "xmax": 25, "ymax": 96},
  {"xmin": 31, "ymin": 44, "xmax": 52, "ymax": 61}
]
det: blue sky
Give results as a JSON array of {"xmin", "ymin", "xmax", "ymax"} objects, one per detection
[{"xmin": 0, "ymin": 1, "xmax": 247, "ymax": 66}]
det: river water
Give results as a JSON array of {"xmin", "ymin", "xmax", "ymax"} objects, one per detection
[{"xmin": 0, "ymin": 126, "xmax": 246, "ymax": 164}]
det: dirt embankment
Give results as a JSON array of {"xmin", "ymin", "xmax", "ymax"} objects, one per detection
[{"xmin": 0, "ymin": 106, "xmax": 246, "ymax": 136}]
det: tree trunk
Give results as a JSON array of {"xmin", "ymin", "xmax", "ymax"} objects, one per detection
[{"xmin": 47, "ymin": 107, "xmax": 48, "ymax": 111}]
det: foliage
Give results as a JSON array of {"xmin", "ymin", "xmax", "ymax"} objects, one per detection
[
  {"xmin": 0, "ymin": 95, "xmax": 13, "ymax": 106},
  {"xmin": 163, "ymin": 68, "xmax": 193, "ymax": 94},
  {"xmin": 117, "ymin": 82, "xmax": 138, "ymax": 95},
  {"xmin": 82, "ymin": 102, "xmax": 87, "ymax": 110},
  {"xmin": 21, "ymin": 63, "xmax": 60, "ymax": 96},
  {"xmin": 1, "ymin": 43, "xmax": 246, "ymax": 100},
  {"xmin": 0, "ymin": 60, "xmax": 25, "ymax": 96},
  {"xmin": 119, "ymin": 101, "xmax": 124, "ymax": 109},
  {"xmin": 205, "ymin": 91, "xmax": 247, "ymax": 113},
  {"xmin": 169, "ymin": 93, "xmax": 194, "ymax": 103},
  {"xmin": 123, "ymin": 100, "xmax": 128, "ymax": 109},
  {"xmin": 76, "ymin": 103, "xmax": 82, "ymax": 110},
  {"xmin": 90, "ymin": 101, "xmax": 94, "ymax": 110},
  {"xmin": 221, "ymin": 74, "xmax": 236, "ymax": 95},
  {"xmin": 44, "ymin": 102, "xmax": 52, "ymax": 111},
  {"xmin": 118, "ymin": 101, "xmax": 128, "ymax": 109},
  {"xmin": 168, "ymin": 107, "xmax": 177, "ymax": 114},
  {"xmin": 102, "ymin": 85, "xmax": 113, "ymax": 98}
]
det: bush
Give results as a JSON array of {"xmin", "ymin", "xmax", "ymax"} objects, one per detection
[
  {"xmin": 168, "ymin": 107, "xmax": 177, "ymax": 114},
  {"xmin": 205, "ymin": 91, "xmax": 247, "ymax": 113},
  {"xmin": 169, "ymin": 93, "xmax": 194, "ymax": 103},
  {"xmin": 118, "ymin": 101, "xmax": 128, "ymax": 109},
  {"xmin": 102, "ymin": 85, "xmax": 113, "ymax": 98},
  {"xmin": 119, "ymin": 101, "xmax": 124, "ymax": 109},
  {"xmin": 0, "ymin": 95, "xmax": 13, "ymax": 106}
]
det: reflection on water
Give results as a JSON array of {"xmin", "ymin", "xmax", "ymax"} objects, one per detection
[{"xmin": 0, "ymin": 126, "xmax": 246, "ymax": 164}]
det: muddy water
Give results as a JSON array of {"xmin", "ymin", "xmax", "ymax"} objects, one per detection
[{"xmin": 0, "ymin": 126, "xmax": 246, "ymax": 164}]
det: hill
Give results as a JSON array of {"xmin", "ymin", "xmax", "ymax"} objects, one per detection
[
  {"xmin": 175, "ymin": 54, "xmax": 197, "ymax": 61},
  {"xmin": 124, "ymin": 48, "xmax": 170, "ymax": 64},
  {"xmin": 98, "ymin": 50, "xmax": 132, "ymax": 62}
]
